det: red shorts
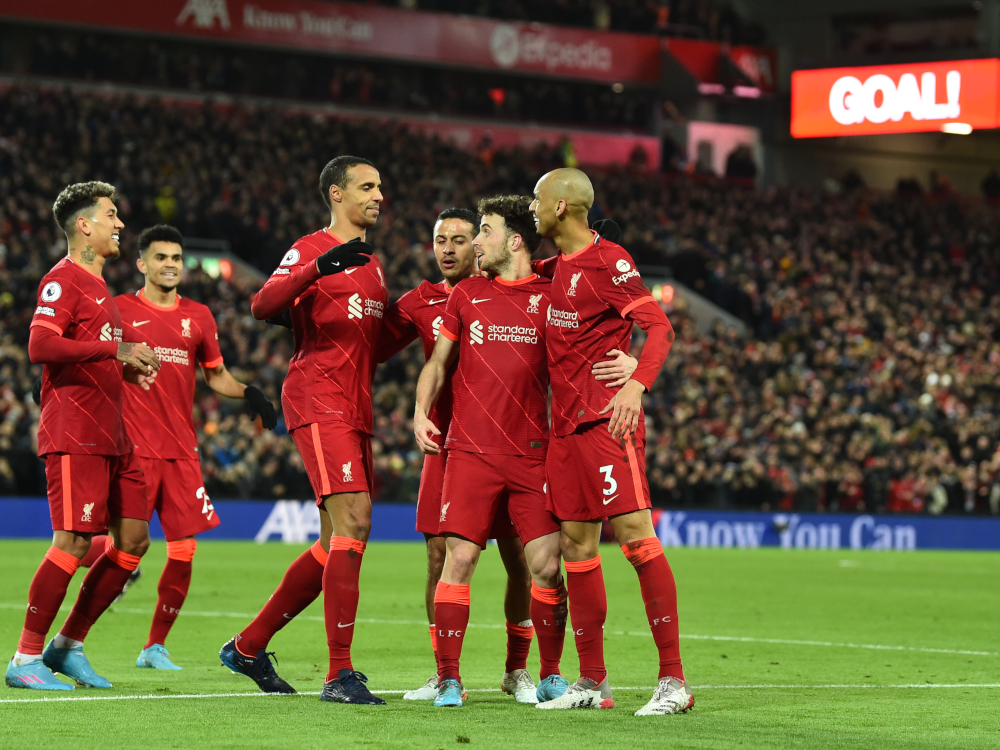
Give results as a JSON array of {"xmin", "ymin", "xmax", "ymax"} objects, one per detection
[
  {"xmin": 139, "ymin": 457, "xmax": 220, "ymax": 541},
  {"xmin": 44, "ymin": 451, "xmax": 148, "ymax": 533},
  {"xmin": 440, "ymin": 450, "xmax": 557, "ymax": 549},
  {"xmin": 546, "ymin": 420, "xmax": 651, "ymax": 522},
  {"xmin": 292, "ymin": 422, "xmax": 373, "ymax": 505},
  {"xmin": 417, "ymin": 450, "xmax": 517, "ymax": 539}
]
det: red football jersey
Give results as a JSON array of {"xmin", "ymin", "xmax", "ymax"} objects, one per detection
[
  {"xmin": 253, "ymin": 228, "xmax": 387, "ymax": 434},
  {"xmin": 439, "ymin": 274, "xmax": 550, "ymax": 455},
  {"xmin": 381, "ymin": 279, "xmax": 454, "ymax": 436},
  {"xmin": 30, "ymin": 257, "xmax": 129, "ymax": 456},
  {"xmin": 116, "ymin": 290, "xmax": 224, "ymax": 460},
  {"xmin": 545, "ymin": 231, "xmax": 658, "ymax": 436}
]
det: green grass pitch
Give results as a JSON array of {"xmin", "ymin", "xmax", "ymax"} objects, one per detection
[{"xmin": 0, "ymin": 540, "xmax": 997, "ymax": 749}]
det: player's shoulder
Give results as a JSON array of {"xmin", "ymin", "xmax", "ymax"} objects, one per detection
[
  {"xmin": 178, "ymin": 296, "xmax": 214, "ymax": 318},
  {"xmin": 37, "ymin": 258, "xmax": 81, "ymax": 302},
  {"xmin": 39, "ymin": 257, "xmax": 77, "ymax": 283},
  {"xmin": 282, "ymin": 228, "xmax": 332, "ymax": 263},
  {"xmin": 454, "ymin": 275, "xmax": 490, "ymax": 294},
  {"xmin": 592, "ymin": 236, "xmax": 635, "ymax": 266},
  {"xmin": 113, "ymin": 291, "xmax": 139, "ymax": 309}
]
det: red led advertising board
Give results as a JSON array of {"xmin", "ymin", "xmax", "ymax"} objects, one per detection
[{"xmin": 791, "ymin": 59, "xmax": 1000, "ymax": 138}]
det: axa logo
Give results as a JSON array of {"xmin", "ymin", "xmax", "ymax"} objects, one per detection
[
  {"xmin": 432, "ymin": 315, "xmax": 443, "ymax": 340},
  {"xmin": 342, "ymin": 461, "xmax": 353, "ymax": 483},
  {"xmin": 567, "ymin": 271, "xmax": 582, "ymax": 296},
  {"xmin": 348, "ymin": 294, "xmax": 364, "ymax": 320},
  {"xmin": 81, "ymin": 503, "xmax": 94, "ymax": 523},
  {"xmin": 527, "ymin": 292, "xmax": 542, "ymax": 314},
  {"xmin": 469, "ymin": 320, "xmax": 484, "ymax": 345},
  {"xmin": 176, "ymin": 0, "xmax": 231, "ymax": 29},
  {"xmin": 829, "ymin": 70, "xmax": 960, "ymax": 126},
  {"xmin": 181, "ymin": 318, "xmax": 192, "ymax": 338}
]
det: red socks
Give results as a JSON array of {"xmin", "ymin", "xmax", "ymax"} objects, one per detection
[
  {"xmin": 237, "ymin": 540, "xmax": 326, "ymax": 656},
  {"xmin": 433, "ymin": 581, "xmax": 470, "ymax": 682},
  {"xmin": 80, "ymin": 535, "xmax": 109, "ymax": 568},
  {"xmin": 530, "ymin": 581, "xmax": 567, "ymax": 679},
  {"xmin": 146, "ymin": 539, "xmax": 196, "ymax": 649},
  {"xmin": 504, "ymin": 621, "xmax": 534, "ymax": 674},
  {"xmin": 17, "ymin": 547, "xmax": 80, "ymax": 654},
  {"xmin": 622, "ymin": 538, "xmax": 684, "ymax": 681},
  {"xmin": 324, "ymin": 537, "xmax": 365, "ymax": 681},
  {"xmin": 565, "ymin": 556, "xmax": 607, "ymax": 684},
  {"xmin": 428, "ymin": 625, "xmax": 438, "ymax": 673},
  {"xmin": 60, "ymin": 543, "xmax": 141, "ymax": 643}
]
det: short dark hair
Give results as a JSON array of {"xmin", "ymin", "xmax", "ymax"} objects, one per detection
[
  {"xmin": 137, "ymin": 225, "xmax": 184, "ymax": 255},
  {"xmin": 52, "ymin": 181, "xmax": 118, "ymax": 235},
  {"xmin": 319, "ymin": 156, "xmax": 376, "ymax": 209},
  {"xmin": 477, "ymin": 195, "xmax": 541, "ymax": 254},
  {"xmin": 436, "ymin": 207, "xmax": 477, "ymax": 228}
]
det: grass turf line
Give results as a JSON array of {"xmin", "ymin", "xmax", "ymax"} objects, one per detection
[{"xmin": 0, "ymin": 540, "xmax": 997, "ymax": 749}]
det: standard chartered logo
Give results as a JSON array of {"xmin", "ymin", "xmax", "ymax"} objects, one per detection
[
  {"xmin": 470, "ymin": 320, "xmax": 484, "ymax": 345},
  {"xmin": 548, "ymin": 308, "xmax": 580, "ymax": 329},
  {"xmin": 348, "ymin": 294, "xmax": 364, "ymax": 320},
  {"xmin": 348, "ymin": 294, "xmax": 384, "ymax": 321}
]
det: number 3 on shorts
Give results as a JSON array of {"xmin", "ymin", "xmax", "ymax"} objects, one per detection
[
  {"xmin": 599, "ymin": 464, "xmax": 618, "ymax": 501},
  {"xmin": 197, "ymin": 486, "xmax": 214, "ymax": 520}
]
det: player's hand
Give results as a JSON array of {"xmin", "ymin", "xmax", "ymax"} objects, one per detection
[
  {"xmin": 414, "ymin": 413, "xmax": 442, "ymax": 455},
  {"xmin": 265, "ymin": 309, "xmax": 293, "ymax": 329},
  {"xmin": 316, "ymin": 237, "xmax": 374, "ymax": 276},
  {"xmin": 117, "ymin": 342, "xmax": 160, "ymax": 375},
  {"xmin": 245, "ymin": 385, "xmax": 278, "ymax": 430},
  {"xmin": 592, "ymin": 218, "xmax": 622, "ymax": 244},
  {"xmin": 32, "ymin": 377, "xmax": 42, "ymax": 406},
  {"xmin": 600, "ymin": 379, "xmax": 644, "ymax": 439},
  {"xmin": 123, "ymin": 364, "xmax": 157, "ymax": 391},
  {"xmin": 591, "ymin": 349, "xmax": 638, "ymax": 388}
]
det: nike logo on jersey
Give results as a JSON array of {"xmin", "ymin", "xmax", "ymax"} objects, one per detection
[
  {"xmin": 132, "ymin": 320, "xmax": 150, "ymax": 327},
  {"xmin": 337, "ymin": 621, "xmax": 355, "ymax": 629},
  {"xmin": 345, "ymin": 268, "xmax": 358, "ymax": 275},
  {"xmin": 471, "ymin": 298, "xmax": 491, "ymax": 304},
  {"xmin": 603, "ymin": 494, "xmax": 619, "ymax": 505},
  {"xmin": 95, "ymin": 297, "xmax": 106, "ymax": 304},
  {"xmin": 428, "ymin": 298, "xmax": 447, "ymax": 305}
]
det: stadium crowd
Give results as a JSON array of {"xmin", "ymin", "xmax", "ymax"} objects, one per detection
[
  {"xmin": 1, "ymin": 25, "xmax": 656, "ymax": 132},
  {"xmin": 2, "ymin": 85, "xmax": 999, "ymax": 514},
  {"xmin": 341, "ymin": 0, "xmax": 765, "ymax": 43}
]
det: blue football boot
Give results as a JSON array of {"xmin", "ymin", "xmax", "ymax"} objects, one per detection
[
  {"xmin": 42, "ymin": 640, "xmax": 112, "ymax": 688},
  {"xmin": 536, "ymin": 673, "xmax": 570, "ymax": 702},
  {"xmin": 5, "ymin": 658, "xmax": 74, "ymax": 690},
  {"xmin": 137, "ymin": 644, "xmax": 182, "ymax": 670},
  {"xmin": 433, "ymin": 677, "xmax": 465, "ymax": 707}
]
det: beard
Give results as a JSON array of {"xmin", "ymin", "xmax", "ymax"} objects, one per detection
[{"xmin": 479, "ymin": 249, "xmax": 512, "ymax": 277}]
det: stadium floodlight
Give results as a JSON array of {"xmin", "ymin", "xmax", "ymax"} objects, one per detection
[{"xmin": 941, "ymin": 122, "xmax": 973, "ymax": 134}]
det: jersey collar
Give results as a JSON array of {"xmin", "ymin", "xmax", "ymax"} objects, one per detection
[
  {"xmin": 494, "ymin": 273, "xmax": 539, "ymax": 287},
  {"xmin": 138, "ymin": 288, "xmax": 181, "ymax": 311},
  {"xmin": 561, "ymin": 230, "xmax": 601, "ymax": 264}
]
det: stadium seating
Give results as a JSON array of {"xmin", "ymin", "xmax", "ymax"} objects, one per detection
[{"xmin": 1, "ymin": 85, "xmax": 998, "ymax": 515}]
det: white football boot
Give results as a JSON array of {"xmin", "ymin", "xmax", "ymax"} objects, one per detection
[
  {"xmin": 403, "ymin": 673, "xmax": 440, "ymax": 700},
  {"xmin": 501, "ymin": 669, "xmax": 539, "ymax": 704},
  {"xmin": 634, "ymin": 677, "xmax": 694, "ymax": 716},
  {"xmin": 536, "ymin": 675, "xmax": 613, "ymax": 709}
]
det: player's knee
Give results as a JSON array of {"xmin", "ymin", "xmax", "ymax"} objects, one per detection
[
  {"xmin": 530, "ymin": 557, "xmax": 561, "ymax": 589},
  {"xmin": 427, "ymin": 540, "xmax": 447, "ymax": 573},
  {"xmin": 118, "ymin": 535, "xmax": 150, "ymax": 558}
]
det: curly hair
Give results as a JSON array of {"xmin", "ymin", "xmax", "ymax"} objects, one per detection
[
  {"xmin": 476, "ymin": 195, "xmax": 540, "ymax": 254},
  {"xmin": 52, "ymin": 181, "xmax": 118, "ymax": 235}
]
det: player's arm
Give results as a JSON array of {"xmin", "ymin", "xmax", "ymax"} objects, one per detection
[
  {"xmin": 251, "ymin": 239, "xmax": 374, "ymax": 320},
  {"xmin": 531, "ymin": 255, "xmax": 559, "ymax": 279},
  {"xmin": 29, "ymin": 328, "xmax": 160, "ymax": 373},
  {"xmin": 375, "ymin": 300, "xmax": 418, "ymax": 364},
  {"xmin": 201, "ymin": 364, "xmax": 278, "ymax": 430},
  {"xmin": 600, "ymin": 302, "xmax": 674, "ymax": 439},
  {"xmin": 413, "ymin": 332, "xmax": 459, "ymax": 455}
]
